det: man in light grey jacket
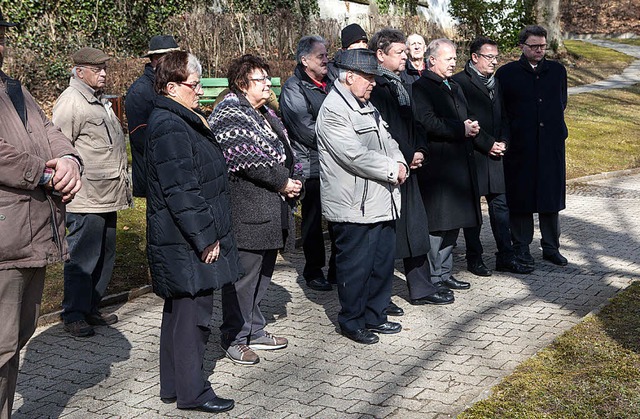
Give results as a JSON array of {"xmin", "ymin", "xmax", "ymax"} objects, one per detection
[
  {"xmin": 53, "ymin": 47, "xmax": 132, "ymax": 338},
  {"xmin": 316, "ymin": 49, "xmax": 408, "ymax": 345}
]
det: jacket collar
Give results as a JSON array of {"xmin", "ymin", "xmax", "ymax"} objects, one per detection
[
  {"xmin": 69, "ymin": 77, "xmax": 102, "ymax": 104},
  {"xmin": 405, "ymin": 59, "xmax": 425, "ymax": 76},
  {"xmin": 332, "ymin": 78, "xmax": 375, "ymax": 115},
  {"xmin": 463, "ymin": 60, "xmax": 491, "ymax": 98},
  {"xmin": 518, "ymin": 54, "xmax": 549, "ymax": 74},
  {"xmin": 143, "ymin": 63, "xmax": 155, "ymax": 81},
  {"xmin": 155, "ymin": 95, "xmax": 213, "ymax": 140},
  {"xmin": 423, "ymin": 70, "xmax": 458, "ymax": 95},
  {"xmin": 294, "ymin": 64, "xmax": 329, "ymax": 91}
]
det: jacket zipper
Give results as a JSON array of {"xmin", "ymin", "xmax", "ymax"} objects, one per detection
[
  {"xmin": 360, "ymin": 179, "xmax": 368, "ymax": 216},
  {"xmin": 46, "ymin": 195, "xmax": 63, "ymax": 259}
]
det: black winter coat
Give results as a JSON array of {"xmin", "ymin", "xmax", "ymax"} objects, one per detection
[
  {"xmin": 125, "ymin": 64, "xmax": 156, "ymax": 197},
  {"xmin": 369, "ymin": 75, "xmax": 430, "ymax": 259},
  {"xmin": 495, "ymin": 56, "xmax": 568, "ymax": 213},
  {"xmin": 452, "ymin": 62, "xmax": 508, "ymax": 196},
  {"xmin": 399, "ymin": 59, "xmax": 425, "ymax": 85},
  {"xmin": 146, "ymin": 96, "xmax": 239, "ymax": 298},
  {"xmin": 412, "ymin": 71, "xmax": 482, "ymax": 232}
]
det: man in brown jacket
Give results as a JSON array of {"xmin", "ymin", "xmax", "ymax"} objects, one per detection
[
  {"xmin": 0, "ymin": 10, "xmax": 82, "ymax": 418},
  {"xmin": 53, "ymin": 47, "xmax": 132, "ymax": 338}
]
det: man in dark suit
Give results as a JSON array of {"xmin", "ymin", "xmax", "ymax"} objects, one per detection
[
  {"xmin": 453, "ymin": 37, "xmax": 534, "ymax": 276},
  {"xmin": 495, "ymin": 25, "xmax": 569, "ymax": 267},
  {"xmin": 412, "ymin": 38, "xmax": 482, "ymax": 292},
  {"xmin": 368, "ymin": 28, "xmax": 454, "ymax": 307}
]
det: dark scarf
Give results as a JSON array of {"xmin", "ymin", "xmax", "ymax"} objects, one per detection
[
  {"xmin": 469, "ymin": 61, "xmax": 496, "ymax": 99},
  {"xmin": 378, "ymin": 65, "xmax": 411, "ymax": 106}
]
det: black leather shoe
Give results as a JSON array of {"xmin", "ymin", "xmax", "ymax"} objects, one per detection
[
  {"xmin": 543, "ymin": 252, "xmax": 568, "ymax": 266},
  {"xmin": 433, "ymin": 282, "xmax": 454, "ymax": 295},
  {"xmin": 515, "ymin": 252, "xmax": 535, "ymax": 267},
  {"xmin": 306, "ymin": 277, "xmax": 332, "ymax": 291},
  {"xmin": 179, "ymin": 397, "xmax": 235, "ymax": 413},
  {"xmin": 341, "ymin": 328, "xmax": 379, "ymax": 344},
  {"xmin": 365, "ymin": 321, "xmax": 402, "ymax": 334},
  {"xmin": 160, "ymin": 396, "xmax": 176, "ymax": 404},
  {"xmin": 384, "ymin": 301, "xmax": 404, "ymax": 316},
  {"xmin": 442, "ymin": 276, "xmax": 471, "ymax": 290},
  {"xmin": 496, "ymin": 259, "xmax": 535, "ymax": 274},
  {"xmin": 467, "ymin": 261, "xmax": 492, "ymax": 277},
  {"xmin": 410, "ymin": 292, "xmax": 455, "ymax": 305}
]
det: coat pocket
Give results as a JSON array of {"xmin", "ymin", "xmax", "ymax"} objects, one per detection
[{"xmin": 0, "ymin": 196, "xmax": 32, "ymax": 261}]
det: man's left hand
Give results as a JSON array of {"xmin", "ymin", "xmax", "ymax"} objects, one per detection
[{"xmin": 47, "ymin": 158, "xmax": 82, "ymax": 203}]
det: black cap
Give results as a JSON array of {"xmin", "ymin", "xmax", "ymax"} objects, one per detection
[
  {"xmin": 341, "ymin": 23, "xmax": 368, "ymax": 49},
  {"xmin": 335, "ymin": 49, "xmax": 381, "ymax": 76},
  {"xmin": 0, "ymin": 10, "xmax": 17, "ymax": 27},
  {"xmin": 142, "ymin": 35, "xmax": 180, "ymax": 58}
]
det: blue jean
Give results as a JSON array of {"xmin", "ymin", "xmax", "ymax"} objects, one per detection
[{"xmin": 62, "ymin": 212, "xmax": 117, "ymax": 323}]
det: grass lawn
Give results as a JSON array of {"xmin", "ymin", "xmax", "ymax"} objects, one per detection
[
  {"xmin": 459, "ymin": 281, "xmax": 640, "ymax": 418},
  {"xmin": 609, "ymin": 38, "xmax": 640, "ymax": 47},
  {"xmin": 563, "ymin": 40, "xmax": 635, "ymax": 87}
]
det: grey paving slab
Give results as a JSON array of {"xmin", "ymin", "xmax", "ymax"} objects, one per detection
[{"xmin": 11, "ymin": 171, "xmax": 639, "ymax": 418}]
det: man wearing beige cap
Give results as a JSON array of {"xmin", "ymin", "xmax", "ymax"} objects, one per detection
[
  {"xmin": 53, "ymin": 47, "xmax": 132, "ymax": 338},
  {"xmin": 0, "ymin": 10, "xmax": 82, "ymax": 417},
  {"xmin": 125, "ymin": 35, "xmax": 179, "ymax": 197}
]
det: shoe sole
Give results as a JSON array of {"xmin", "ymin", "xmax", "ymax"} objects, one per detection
[
  {"xmin": 410, "ymin": 299, "xmax": 455, "ymax": 306},
  {"xmin": 341, "ymin": 334, "xmax": 379, "ymax": 344},
  {"xmin": 366, "ymin": 326, "xmax": 403, "ymax": 334},
  {"xmin": 495, "ymin": 267, "xmax": 535, "ymax": 274},
  {"xmin": 223, "ymin": 349, "xmax": 260, "ymax": 365},
  {"xmin": 467, "ymin": 270, "xmax": 492, "ymax": 277},
  {"xmin": 249, "ymin": 343, "xmax": 288, "ymax": 350}
]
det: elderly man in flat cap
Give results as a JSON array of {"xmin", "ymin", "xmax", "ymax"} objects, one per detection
[
  {"xmin": 0, "ymin": 10, "xmax": 82, "ymax": 417},
  {"xmin": 316, "ymin": 49, "xmax": 408, "ymax": 344},
  {"xmin": 125, "ymin": 35, "xmax": 179, "ymax": 197},
  {"xmin": 53, "ymin": 47, "xmax": 132, "ymax": 338}
]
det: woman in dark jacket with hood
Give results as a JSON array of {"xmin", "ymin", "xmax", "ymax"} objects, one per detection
[{"xmin": 146, "ymin": 51, "xmax": 238, "ymax": 414}]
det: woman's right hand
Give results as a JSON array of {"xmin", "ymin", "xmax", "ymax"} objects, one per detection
[
  {"xmin": 201, "ymin": 241, "xmax": 220, "ymax": 264},
  {"xmin": 280, "ymin": 178, "xmax": 302, "ymax": 199}
]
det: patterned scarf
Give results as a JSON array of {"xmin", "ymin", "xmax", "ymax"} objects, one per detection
[
  {"xmin": 208, "ymin": 92, "xmax": 302, "ymax": 177},
  {"xmin": 469, "ymin": 61, "xmax": 496, "ymax": 99},
  {"xmin": 378, "ymin": 65, "xmax": 411, "ymax": 107}
]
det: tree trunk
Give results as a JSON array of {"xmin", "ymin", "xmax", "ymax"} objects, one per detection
[{"xmin": 535, "ymin": 0, "xmax": 564, "ymax": 51}]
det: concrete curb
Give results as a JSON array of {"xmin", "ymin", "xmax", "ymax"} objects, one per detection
[{"xmin": 567, "ymin": 167, "xmax": 640, "ymax": 184}]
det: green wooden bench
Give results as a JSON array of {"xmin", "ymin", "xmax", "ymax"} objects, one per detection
[{"xmin": 200, "ymin": 77, "xmax": 282, "ymax": 105}]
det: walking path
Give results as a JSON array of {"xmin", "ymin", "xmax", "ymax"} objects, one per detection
[
  {"xmin": 568, "ymin": 39, "xmax": 640, "ymax": 95},
  {"xmin": 12, "ymin": 42, "xmax": 640, "ymax": 418}
]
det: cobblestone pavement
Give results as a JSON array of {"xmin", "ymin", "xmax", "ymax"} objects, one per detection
[{"xmin": 11, "ymin": 172, "xmax": 640, "ymax": 418}]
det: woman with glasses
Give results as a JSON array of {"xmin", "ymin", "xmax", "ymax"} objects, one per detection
[
  {"xmin": 145, "ymin": 51, "xmax": 238, "ymax": 414},
  {"xmin": 208, "ymin": 54, "xmax": 303, "ymax": 366}
]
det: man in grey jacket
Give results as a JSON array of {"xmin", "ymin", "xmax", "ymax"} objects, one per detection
[
  {"xmin": 53, "ymin": 47, "xmax": 132, "ymax": 338},
  {"xmin": 316, "ymin": 49, "xmax": 408, "ymax": 345}
]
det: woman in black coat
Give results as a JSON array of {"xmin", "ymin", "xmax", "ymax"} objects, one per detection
[
  {"xmin": 146, "ymin": 51, "xmax": 237, "ymax": 414},
  {"xmin": 209, "ymin": 55, "xmax": 303, "ymax": 366}
]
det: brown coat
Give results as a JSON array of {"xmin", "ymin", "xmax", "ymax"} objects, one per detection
[
  {"xmin": 53, "ymin": 78, "xmax": 132, "ymax": 213},
  {"xmin": 0, "ymin": 75, "xmax": 79, "ymax": 269}
]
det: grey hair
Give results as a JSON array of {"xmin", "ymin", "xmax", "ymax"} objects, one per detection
[
  {"xmin": 296, "ymin": 35, "xmax": 326, "ymax": 64},
  {"xmin": 187, "ymin": 53, "xmax": 202, "ymax": 77},
  {"xmin": 338, "ymin": 68, "xmax": 348, "ymax": 82},
  {"xmin": 426, "ymin": 38, "xmax": 456, "ymax": 69},
  {"xmin": 71, "ymin": 67, "xmax": 79, "ymax": 78}
]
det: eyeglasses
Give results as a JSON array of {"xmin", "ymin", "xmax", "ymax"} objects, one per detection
[
  {"xmin": 477, "ymin": 53, "xmax": 500, "ymax": 61},
  {"xmin": 523, "ymin": 43, "xmax": 548, "ymax": 51},
  {"xmin": 250, "ymin": 76, "xmax": 271, "ymax": 84},
  {"xmin": 80, "ymin": 65, "xmax": 107, "ymax": 73},
  {"xmin": 179, "ymin": 81, "xmax": 203, "ymax": 91}
]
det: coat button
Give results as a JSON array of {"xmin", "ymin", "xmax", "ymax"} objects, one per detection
[
  {"xmin": 26, "ymin": 171, "xmax": 32, "ymax": 178},
  {"xmin": 538, "ymin": 98, "xmax": 543, "ymax": 103},
  {"xmin": 0, "ymin": 215, "xmax": 5, "ymax": 221},
  {"xmin": 540, "ymin": 122, "xmax": 544, "ymax": 127}
]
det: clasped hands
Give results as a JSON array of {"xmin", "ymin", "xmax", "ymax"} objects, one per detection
[
  {"xmin": 280, "ymin": 178, "xmax": 302, "ymax": 199},
  {"xmin": 464, "ymin": 119, "xmax": 480, "ymax": 137},
  {"xmin": 44, "ymin": 157, "xmax": 82, "ymax": 203}
]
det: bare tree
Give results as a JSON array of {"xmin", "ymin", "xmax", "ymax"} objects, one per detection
[{"xmin": 535, "ymin": 0, "xmax": 564, "ymax": 51}]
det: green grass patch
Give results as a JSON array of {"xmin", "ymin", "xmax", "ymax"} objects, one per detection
[
  {"xmin": 563, "ymin": 40, "xmax": 634, "ymax": 87},
  {"xmin": 459, "ymin": 281, "xmax": 640, "ymax": 419},
  {"xmin": 611, "ymin": 38, "xmax": 640, "ymax": 47},
  {"xmin": 565, "ymin": 84, "xmax": 640, "ymax": 179}
]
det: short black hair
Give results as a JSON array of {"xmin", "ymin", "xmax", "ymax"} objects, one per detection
[
  {"xmin": 518, "ymin": 25, "xmax": 547, "ymax": 45},
  {"xmin": 368, "ymin": 28, "xmax": 406, "ymax": 55},
  {"xmin": 469, "ymin": 36, "xmax": 497, "ymax": 55}
]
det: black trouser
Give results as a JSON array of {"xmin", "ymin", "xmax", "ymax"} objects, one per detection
[
  {"xmin": 300, "ymin": 178, "xmax": 336, "ymax": 281},
  {"xmin": 160, "ymin": 295, "xmax": 216, "ymax": 409},
  {"xmin": 331, "ymin": 221, "xmax": 394, "ymax": 333},
  {"xmin": 510, "ymin": 212, "xmax": 561, "ymax": 256},
  {"xmin": 463, "ymin": 193, "xmax": 514, "ymax": 265},
  {"xmin": 403, "ymin": 255, "xmax": 439, "ymax": 300}
]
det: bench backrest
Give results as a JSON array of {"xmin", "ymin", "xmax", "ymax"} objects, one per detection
[{"xmin": 200, "ymin": 77, "xmax": 282, "ymax": 105}]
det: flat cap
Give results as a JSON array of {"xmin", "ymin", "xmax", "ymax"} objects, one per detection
[
  {"xmin": 336, "ymin": 49, "xmax": 381, "ymax": 76},
  {"xmin": 72, "ymin": 47, "xmax": 110, "ymax": 65}
]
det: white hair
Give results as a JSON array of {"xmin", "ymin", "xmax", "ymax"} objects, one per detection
[
  {"xmin": 426, "ymin": 38, "xmax": 456, "ymax": 69},
  {"xmin": 187, "ymin": 53, "xmax": 202, "ymax": 77},
  {"xmin": 338, "ymin": 68, "xmax": 349, "ymax": 82}
]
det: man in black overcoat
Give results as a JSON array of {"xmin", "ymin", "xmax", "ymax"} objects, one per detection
[
  {"xmin": 452, "ymin": 37, "xmax": 534, "ymax": 276},
  {"xmin": 369, "ymin": 29, "xmax": 454, "ymax": 307},
  {"xmin": 495, "ymin": 25, "xmax": 569, "ymax": 267},
  {"xmin": 412, "ymin": 38, "xmax": 482, "ymax": 291}
]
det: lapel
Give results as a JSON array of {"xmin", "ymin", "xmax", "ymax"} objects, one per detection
[
  {"xmin": 465, "ymin": 62, "xmax": 491, "ymax": 100},
  {"xmin": 1, "ymin": 70, "xmax": 27, "ymax": 128}
]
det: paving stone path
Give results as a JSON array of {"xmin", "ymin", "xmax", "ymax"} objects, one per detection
[{"xmin": 12, "ymin": 42, "xmax": 640, "ymax": 419}]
